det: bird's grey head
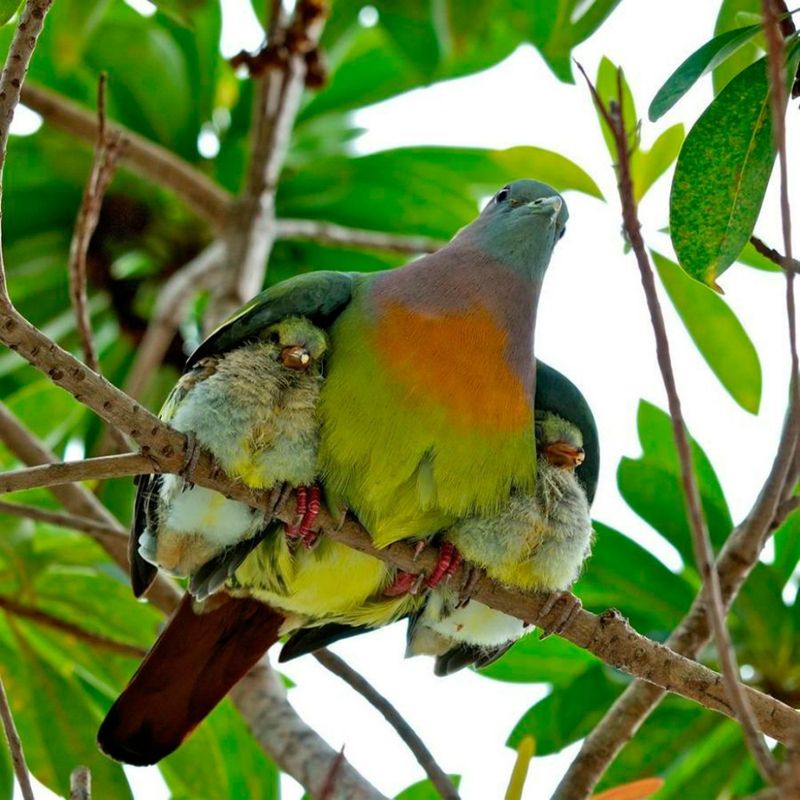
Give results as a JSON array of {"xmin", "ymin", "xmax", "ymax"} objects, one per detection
[{"xmin": 463, "ymin": 179, "xmax": 569, "ymax": 280}]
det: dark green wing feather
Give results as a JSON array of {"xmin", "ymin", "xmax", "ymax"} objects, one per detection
[
  {"xmin": 535, "ymin": 360, "xmax": 599, "ymax": 504},
  {"xmin": 187, "ymin": 271, "xmax": 357, "ymax": 367}
]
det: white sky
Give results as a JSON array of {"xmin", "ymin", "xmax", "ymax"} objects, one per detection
[{"xmin": 19, "ymin": 0, "xmax": 800, "ymax": 798}]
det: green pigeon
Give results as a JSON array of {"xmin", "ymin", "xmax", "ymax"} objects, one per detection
[
  {"xmin": 100, "ymin": 180, "xmax": 569, "ymax": 765},
  {"xmin": 406, "ymin": 387, "xmax": 598, "ymax": 676},
  {"xmin": 277, "ymin": 362, "xmax": 598, "ymax": 668}
]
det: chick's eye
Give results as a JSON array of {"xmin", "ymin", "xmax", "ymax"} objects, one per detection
[{"xmin": 495, "ymin": 187, "xmax": 510, "ymax": 204}]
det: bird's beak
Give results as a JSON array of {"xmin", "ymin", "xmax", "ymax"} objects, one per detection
[
  {"xmin": 542, "ymin": 441, "xmax": 585, "ymax": 469},
  {"xmin": 526, "ymin": 196, "xmax": 562, "ymax": 221}
]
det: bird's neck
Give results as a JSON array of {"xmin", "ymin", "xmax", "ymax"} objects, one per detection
[{"xmin": 371, "ymin": 240, "xmax": 540, "ymax": 395}]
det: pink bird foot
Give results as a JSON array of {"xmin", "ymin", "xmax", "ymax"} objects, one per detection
[
  {"xmin": 537, "ymin": 590, "xmax": 582, "ymax": 639},
  {"xmin": 425, "ymin": 542, "xmax": 463, "ymax": 589},
  {"xmin": 284, "ymin": 485, "xmax": 322, "ymax": 548}
]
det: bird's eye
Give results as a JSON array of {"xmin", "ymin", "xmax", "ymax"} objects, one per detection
[
  {"xmin": 557, "ymin": 227, "xmax": 566, "ymax": 240},
  {"xmin": 495, "ymin": 187, "xmax": 510, "ymax": 204}
]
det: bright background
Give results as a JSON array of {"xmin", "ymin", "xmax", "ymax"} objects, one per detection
[{"xmin": 16, "ymin": 0, "xmax": 800, "ymax": 797}]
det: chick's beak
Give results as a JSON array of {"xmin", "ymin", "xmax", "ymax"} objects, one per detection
[
  {"xmin": 526, "ymin": 195, "xmax": 562, "ymax": 221},
  {"xmin": 542, "ymin": 441, "xmax": 585, "ymax": 469}
]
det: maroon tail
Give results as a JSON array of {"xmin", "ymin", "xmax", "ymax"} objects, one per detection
[{"xmin": 98, "ymin": 593, "xmax": 284, "ymax": 765}]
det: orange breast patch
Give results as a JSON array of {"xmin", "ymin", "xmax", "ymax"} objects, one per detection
[{"xmin": 374, "ymin": 302, "xmax": 532, "ymax": 432}]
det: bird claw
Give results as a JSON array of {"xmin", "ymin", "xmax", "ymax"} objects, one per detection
[
  {"xmin": 456, "ymin": 564, "xmax": 485, "ymax": 608},
  {"xmin": 179, "ymin": 432, "xmax": 201, "ymax": 482},
  {"xmin": 425, "ymin": 542, "xmax": 463, "ymax": 589},
  {"xmin": 284, "ymin": 485, "xmax": 322, "ymax": 549},
  {"xmin": 538, "ymin": 590, "xmax": 582, "ymax": 639}
]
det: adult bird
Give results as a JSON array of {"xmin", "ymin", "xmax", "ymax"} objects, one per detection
[
  {"xmin": 100, "ymin": 180, "xmax": 569, "ymax": 765},
  {"xmin": 406, "ymin": 378, "xmax": 598, "ymax": 675},
  {"xmin": 277, "ymin": 361, "xmax": 598, "ymax": 670}
]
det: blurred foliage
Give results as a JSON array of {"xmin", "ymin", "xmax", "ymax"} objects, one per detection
[{"xmin": 0, "ymin": 0, "xmax": 796, "ymax": 799}]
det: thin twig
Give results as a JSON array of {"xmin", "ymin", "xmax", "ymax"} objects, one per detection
[
  {"xmin": 314, "ymin": 649, "xmax": 460, "ymax": 800},
  {"xmin": 750, "ymin": 235, "xmax": 800, "ymax": 272},
  {"xmin": 69, "ymin": 766, "xmax": 91, "ymax": 800},
  {"xmin": 573, "ymin": 63, "xmax": 778, "ymax": 787},
  {"xmin": 68, "ymin": 73, "xmax": 123, "ymax": 374},
  {"xmin": 0, "ymin": 595, "xmax": 147, "ymax": 658},
  {"xmin": 0, "ymin": 452, "xmax": 156, "ymax": 494},
  {"xmin": 0, "ymin": 498, "xmax": 124, "ymax": 539},
  {"xmin": 0, "ymin": 675, "xmax": 34, "ymax": 800}
]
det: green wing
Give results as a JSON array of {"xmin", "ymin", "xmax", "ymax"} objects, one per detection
[{"xmin": 187, "ymin": 271, "xmax": 357, "ymax": 367}]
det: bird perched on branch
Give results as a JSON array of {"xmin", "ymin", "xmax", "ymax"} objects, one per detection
[
  {"xmin": 100, "ymin": 180, "xmax": 569, "ymax": 766},
  {"xmin": 406, "ymin": 390, "xmax": 598, "ymax": 676},
  {"xmin": 277, "ymin": 362, "xmax": 598, "ymax": 670}
]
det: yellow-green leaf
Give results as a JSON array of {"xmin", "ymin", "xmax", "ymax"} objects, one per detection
[{"xmin": 652, "ymin": 251, "xmax": 762, "ymax": 413}]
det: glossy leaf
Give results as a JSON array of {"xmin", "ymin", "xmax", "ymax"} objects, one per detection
[
  {"xmin": 649, "ymin": 24, "xmax": 761, "ymax": 120},
  {"xmin": 594, "ymin": 59, "xmax": 683, "ymax": 202},
  {"xmin": 598, "ymin": 697, "xmax": 734, "ymax": 795},
  {"xmin": 712, "ymin": 0, "xmax": 764, "ymax": 94},
  {"xmin": 773, "ymin": 509, "xmax": 800, "ymax": 581},
  {"xmin": 631, "ymin": 124, "xmax": 684, "ymax": 203},
  {"xmin": 479, "ymin": 631, "xmax": 597, "ymax": 685},
  {"xmin": 151, "ymin": 0, "xmax": 213, "ymax": 28},
  {"xmin": 670, "ymin": 47, "xmax": 800, "ymax": 285},
  {"xmin": 617, "ymin": 401, "xmax": 733, "ymax": 565},
  {"xmin": 575, "ymin": 522, "xmax": 696, "ymax": 635},
  {"xmin": 507, "ymin": 666, "xmax": 622, "ymax": 753},
  {"xmin": 591, "ymin": 778, "xmax": 663, "ymax": 800},
  {"xmin": 652, "ymin": 251, "xmax": 762, "ymax": 413},
  {"xmin": 0, "ymin": 0, "xmax": 20, "ymax": 26},
  {"xmin": 394, "ymin": 775, "xmax": 461, "ymax": 800}
]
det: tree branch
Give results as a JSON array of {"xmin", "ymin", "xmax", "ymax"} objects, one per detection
[
  {"xmin": 0, "ymin": 452, "xmax": 156, "ymax": 494},
  {"xmin": 230, "ymin": 659, "xmax": 387, "ymax": 800},
  {"xmin": 0, "ymin": 498, "xmax": 124, "ymax": 541},
  {"xmin": 274, "ymin": 219, "xmax": 445, "ymax": 254},
  {"xmin": 68, "ymin": 73, "xmax": 123, "ymax": 375},
  {"xmin": 313, "ymin": 649, "xmax": 459, "ymax": 800},
  {"xmin": 212, "ymin": 0, "xmax": 327, "ymax": 325},
  {"xmin": 69, "ymin": 766, "xmax": 91, "ymax": 800},
  {"xmin": 0, "ymin": 674, "xmax": 34, "ymax": 800},
  {"xmin": 20, "ymin": 81, "xmax": 232, "ymax": 228},
  {"xmin": 0, "ymin": 595, "xmax": 147, "ymax": 658}
]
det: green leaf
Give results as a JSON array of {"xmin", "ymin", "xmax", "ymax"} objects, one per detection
[
  {"xmin": 651, "ymin": 251, "xmax": 762, "ymax": 413},
  {"xmin": 576, "ymin": 523, "xmax": 696, "ymax": 635},
  {"xmin": 713, "ymin": 0, "xmax": 764, "ymax": 94},
  {"xmin": 150, "ymin": 0, "xmax": 214, "ymax": 28},
  {"xmin": 648, "ymin": 24, "xmax": 761, "ymax": 121},
  {"xmin": 161, "ymin": 700, "xmax": 281, "ymax": 800},
  {"xmin": 773, "ymin": 508, "xmax": 800, "ymax": 581},
  {"xmin": 617, "ymin": 401, "xmax": 733, "ymax": 565},
  {"xmin": 0, "ymin": 0, "xmax": 21, "ymax": 26},
  {"xmin": 528, "ymin": 0, "xmax": 624, "ymax": 83},
  {"xmin": 632, "ymin": 124, "xmax": 684, "ymax": 203},
  {"xmin": 594, "ymin": 59, "xmax": 683, "ymax": 202},
  {"xmin": 669, "ymin": 48, "xmax": 799, "ymax": 286},
  {"xmin": 736, "ymin": 238, "xmax": 783, "ymax": 272},
  {"xmin": 394, "ymin": 775, "xmax": 461, "ymax": 800},
  {"xmin": 478, "ymin": 632, "xmax": 597, "ymax": 685},
  {"xmin": 506, "ymin": 665, "xmax": 622, "ymax": 753}
]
